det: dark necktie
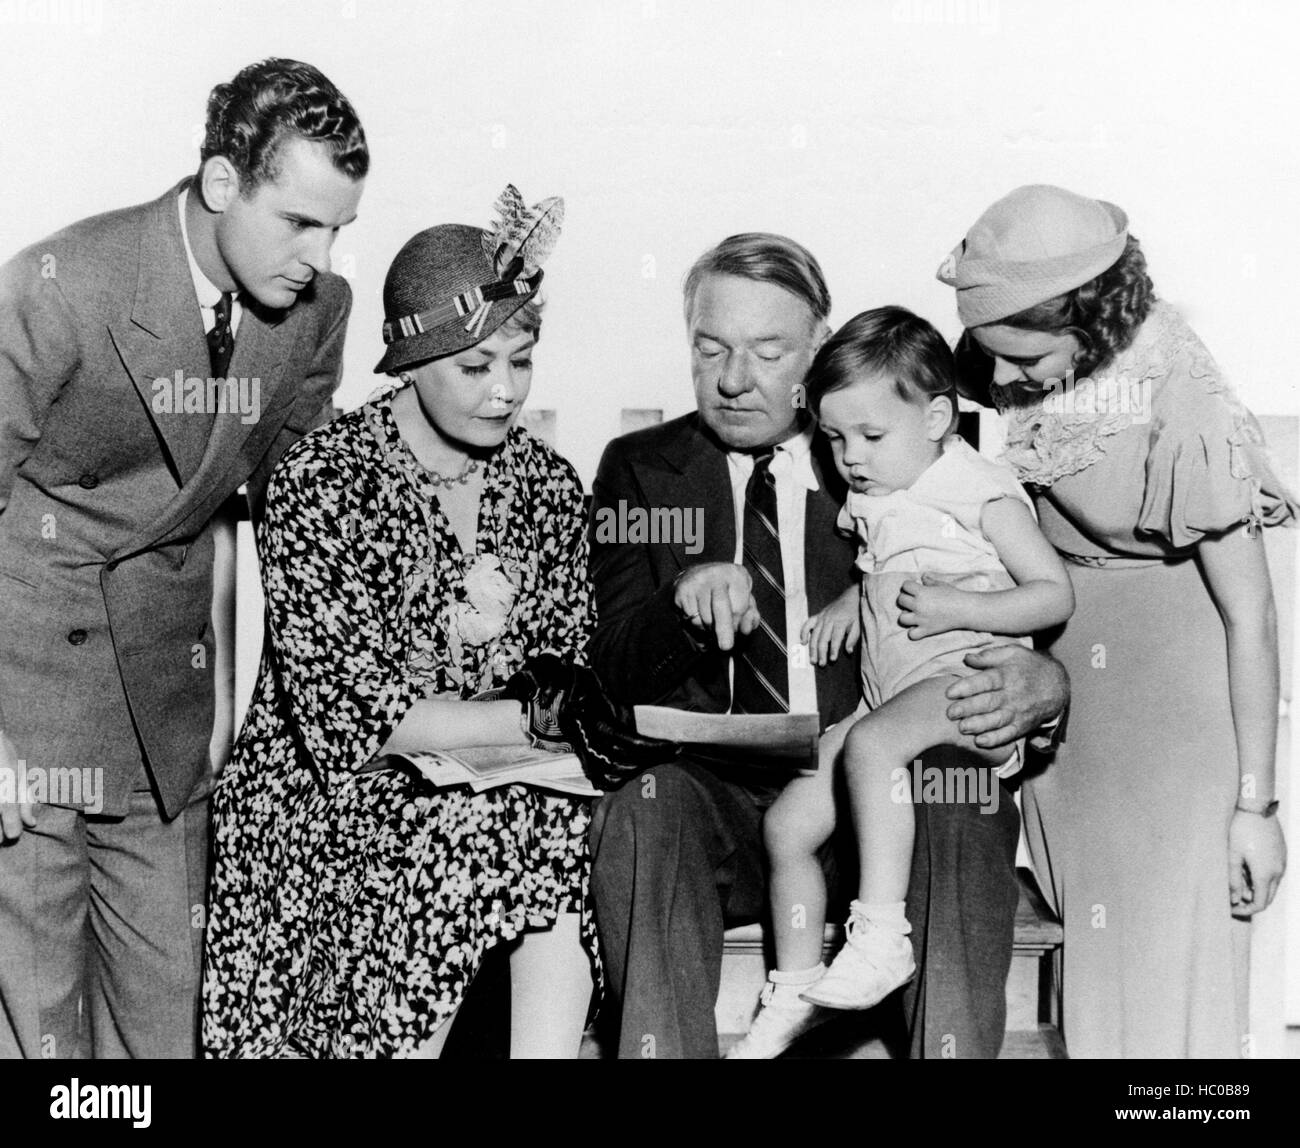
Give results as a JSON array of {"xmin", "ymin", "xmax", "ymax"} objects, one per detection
[
  {"xmin": 732, "ymin": 449, "xmax": 790, "ymax": 714},
  {"xmin": 208, "ymin": 292, "xmax": 235, "ymax": 378}
]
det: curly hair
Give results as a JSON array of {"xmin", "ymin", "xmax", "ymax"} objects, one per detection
[
  {"xmin": 997, "ymin": 236, "xmax": 1156, "ymax": 378},
  {"xmin": 200, "ymin": 58, "xmax": 368, "ymax": 193}
]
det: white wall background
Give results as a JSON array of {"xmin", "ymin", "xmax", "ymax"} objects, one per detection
[
  {"xmin": 2, "ymin": 0, "xmax": 1297, "ymax": 482},
  {"xmin": 2, "ymin": 0, "xmax": 1297, "ymax": 1047}
]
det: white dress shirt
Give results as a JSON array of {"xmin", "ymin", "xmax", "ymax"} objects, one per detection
[
  {"xmin": 725, "ymin": 426, "xmax": 820, "ymax": 714},
  {"xmin": 178, "ymin": 187, "xmax": 243, "ymax": 339}
]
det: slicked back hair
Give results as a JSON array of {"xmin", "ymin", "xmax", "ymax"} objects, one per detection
[{"xmin": 683, "ymin": 232, "xmax": 831, "ymax": 330}]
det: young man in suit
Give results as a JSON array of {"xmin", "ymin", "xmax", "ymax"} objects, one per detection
[
  {"xmin": 0, "ymin": 58, "xmax": 367, "ymax": 1058},
  {"xmin": 587, "ymin": 233, "xmax": 1068, "ymax": 1059}
]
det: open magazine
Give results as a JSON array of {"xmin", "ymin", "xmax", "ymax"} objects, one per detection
[
  {"xmin": 367, "ymin": 745, "xmax": 599, "ymax": 798},
  {"xmin": 359, "ymin": 701, "xmax": 820, "ymax": 795},
  {"xmin": 358, "ymin": 684, "xmax": 598, "ymax": 797}
]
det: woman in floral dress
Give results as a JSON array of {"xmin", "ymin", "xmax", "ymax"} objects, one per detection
[
  {"xmin": 202, "ymin": 189, "xmax": 664, "ymax": 1058},
  {"xmin": 939, "ymin": 184, "xmax": 1292, "ymax": 1058}
]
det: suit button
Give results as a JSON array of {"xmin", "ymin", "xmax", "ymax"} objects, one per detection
[
  {"xmin": 67, "ymin": 629, "xmax": 88, "ymax": 645},
  {"xmin": 78, "ymin": 473, "xmax": 98, "ymax": 490}
]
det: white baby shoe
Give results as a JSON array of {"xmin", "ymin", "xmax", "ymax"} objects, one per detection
[
  {"xmin": 799, "ymin": 903, "xmax": 916, "ymax": 1010},
  {"xmin": 725, "ymin": 966, "xmax": 833, "ymax": 1059}
]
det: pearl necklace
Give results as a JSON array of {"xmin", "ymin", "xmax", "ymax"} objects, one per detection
[
  {"xmin": 406, "ymin": 383, "xmax": 489, "ymax": 490},
  {"xmin": 426, "ymin": 456, "xmax": 482, "ymax": 489}
]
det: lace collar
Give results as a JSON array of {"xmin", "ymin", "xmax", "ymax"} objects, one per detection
[{"xmin": 991, "ymin": 301, "xmax": 1206, "ymax": 487}]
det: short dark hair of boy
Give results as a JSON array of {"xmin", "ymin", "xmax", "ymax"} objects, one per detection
[
  {"xmin": 805, "ymin": 305, "xmax": 959, "ymax": 433},
  {"xmin": 200, "ymin": 58, "xmax": 369, "ymax": 193}
]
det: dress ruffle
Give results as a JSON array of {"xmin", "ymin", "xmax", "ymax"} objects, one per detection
[
  {"xmin": 993, "ymin": 301, "xmax": 1297, "ymax": 545},
  {"xmin": 1138, "ymin": 412, "xmax": 1299, "ymax": 548},
  {"xmin": 993, "ymin": 375, "xmax": 1139, "ymax": 488}
]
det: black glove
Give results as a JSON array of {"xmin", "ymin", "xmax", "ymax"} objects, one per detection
[
  {"xmin": 502, "ymin": 654, "xmax": 680, "ymax": 789},
  {"xmin": 501, "ymin": 654, "xmax": 573, "ymax": 751}
]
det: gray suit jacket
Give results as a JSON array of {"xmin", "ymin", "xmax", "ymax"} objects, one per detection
[{"xmin": 0, "ymin": 180, "xmax": 352, "ymax": 817}]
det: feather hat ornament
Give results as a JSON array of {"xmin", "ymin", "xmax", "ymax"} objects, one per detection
[
  {"xmin": 374, "ymin": 184, "xmax": 564, "ymax": 374},
  {"xmin": 481, "ymin": 184, "xmax": 565, "ymax": 282}
]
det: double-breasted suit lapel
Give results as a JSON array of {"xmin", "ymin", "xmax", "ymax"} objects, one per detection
[
  {"xmin": 128, "ymin": 297, "xmax": 301, "ymax": 556},
  {"xmin": 110, "ymin": 183, "xmax": 213, "ymax": 487},
  {"xmin": 0, "ymin": 178, "xmax": 352, "ymax": 819},
  {"xmin": 107, "ymin": 182, "xmax": 306, "ymax": 559}
]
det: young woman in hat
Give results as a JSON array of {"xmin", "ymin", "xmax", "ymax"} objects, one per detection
[
  {"xmin": 202, "ymin": 187, "xmax": 671, "ymax": 1058},
  {"xmin": 939, "ymin": 184, "xmax": 1292, "ymax": 1058}
]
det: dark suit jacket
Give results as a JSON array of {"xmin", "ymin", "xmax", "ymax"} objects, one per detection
[
  {"xmin": 588, "ymin": 411, "xmax": 860, "ymax": 733},
  {"xmin": 0, "ymin": 180, "xmax": 352, "ymax": 817}
]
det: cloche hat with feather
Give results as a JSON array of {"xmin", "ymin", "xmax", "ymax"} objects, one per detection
[{"xmin": 375, "ymin": 184, "xmax": 564, "ymax": 373}]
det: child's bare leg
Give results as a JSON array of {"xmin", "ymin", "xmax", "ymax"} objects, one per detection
[
  {"xmin": 764, "ymin": 765, "xmax": 837, "ymax": 972},
  {"xmin": 726, "ymin": 719, "xmax": 850, "ymax": 1058},
  {"xmin": 844, "ymin": 676, "xmax": 1006, "ymax": 905},
  {"xmin": 802, "ymin": 678, "xmax": 1007, "ymax": 1011}
]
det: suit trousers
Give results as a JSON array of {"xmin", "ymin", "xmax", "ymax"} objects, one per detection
[
  {"xmin": 0, "ymin": 765, "xmax": 209, "ymax": 1059},
  {"xmin": 590, "ymin": 760, "xmax": 777, "ymax": 1059},
  {"xmin": 589, "ymin": 755, "xmax": 1020, "ymax": 1059},
  {"xmin": 901, "ymin": 774, "xmax": 1021, "ymax": 1059}
]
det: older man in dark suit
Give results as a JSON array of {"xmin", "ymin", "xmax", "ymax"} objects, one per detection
[
  {"xmin": 0, "ymin": 58, "xmax": 367, "ymax": 1058},
  {"xmin": 588, "ymin": 233, "xmax": 1068, "ymax": 1059}
]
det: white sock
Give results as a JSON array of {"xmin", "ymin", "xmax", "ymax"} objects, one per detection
[
  {"xmin": 853, "ymin": 900, "xmax": 911, "ymax": 936},
  {"xmin": 770, "ymin": 962, "xmax": 826, "ymax": 987}
]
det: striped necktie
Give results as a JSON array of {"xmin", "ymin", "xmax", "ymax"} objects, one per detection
[{"xmin": 732, "ymin": 448, "xmax": 790, "ymax": 714}]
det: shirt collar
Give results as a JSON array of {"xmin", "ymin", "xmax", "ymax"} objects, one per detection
[
  {"xmin": 841, "ymin": 435, "xmax": 965, "ymax": 520},
  {"xmin": 177, "ymin": 186, "xmax": 230, "ymax": 311},
  {"xmin": 727, "ymin": 425, "xmax": 819, "ymax": 492},
  {"xmin": 906, "ymin": 434, "xmax": 966, "ymax": 497}
]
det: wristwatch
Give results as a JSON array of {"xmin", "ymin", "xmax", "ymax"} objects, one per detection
[{"xmin": 1235, "ymin": 796, "xmax": 1280, "ymax": 818}]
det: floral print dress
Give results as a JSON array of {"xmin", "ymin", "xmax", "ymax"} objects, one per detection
[{"xmin": 202, "ymin": 395, "xmax": 596, "ymax": 1058}]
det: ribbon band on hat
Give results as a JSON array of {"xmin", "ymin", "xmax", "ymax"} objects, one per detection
[
  {"xmin": 382, "ymin": 269, "xmax": 543, "ymax": 346},
  {"xmin": 374, "ymin": 185, "xmax": 564, "ymax": 374}
]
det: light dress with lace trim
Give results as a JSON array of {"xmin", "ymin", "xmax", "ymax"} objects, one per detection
[
  {"xmin": 992, "ymin": 299, "xmax": 1295, "ymax": 545},
  {"xmin": 998, "ymin": 299, "xmax": 1297, "ymax": 1058}
]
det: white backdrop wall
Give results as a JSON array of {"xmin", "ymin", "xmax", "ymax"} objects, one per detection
[
  {"xmin": 2, "ymin": 0, "xmax": 1298, "ymax": 1040},
  {"xmin": 1, "ymin": 0, "xmax": 1297, "ymax": 485}
]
